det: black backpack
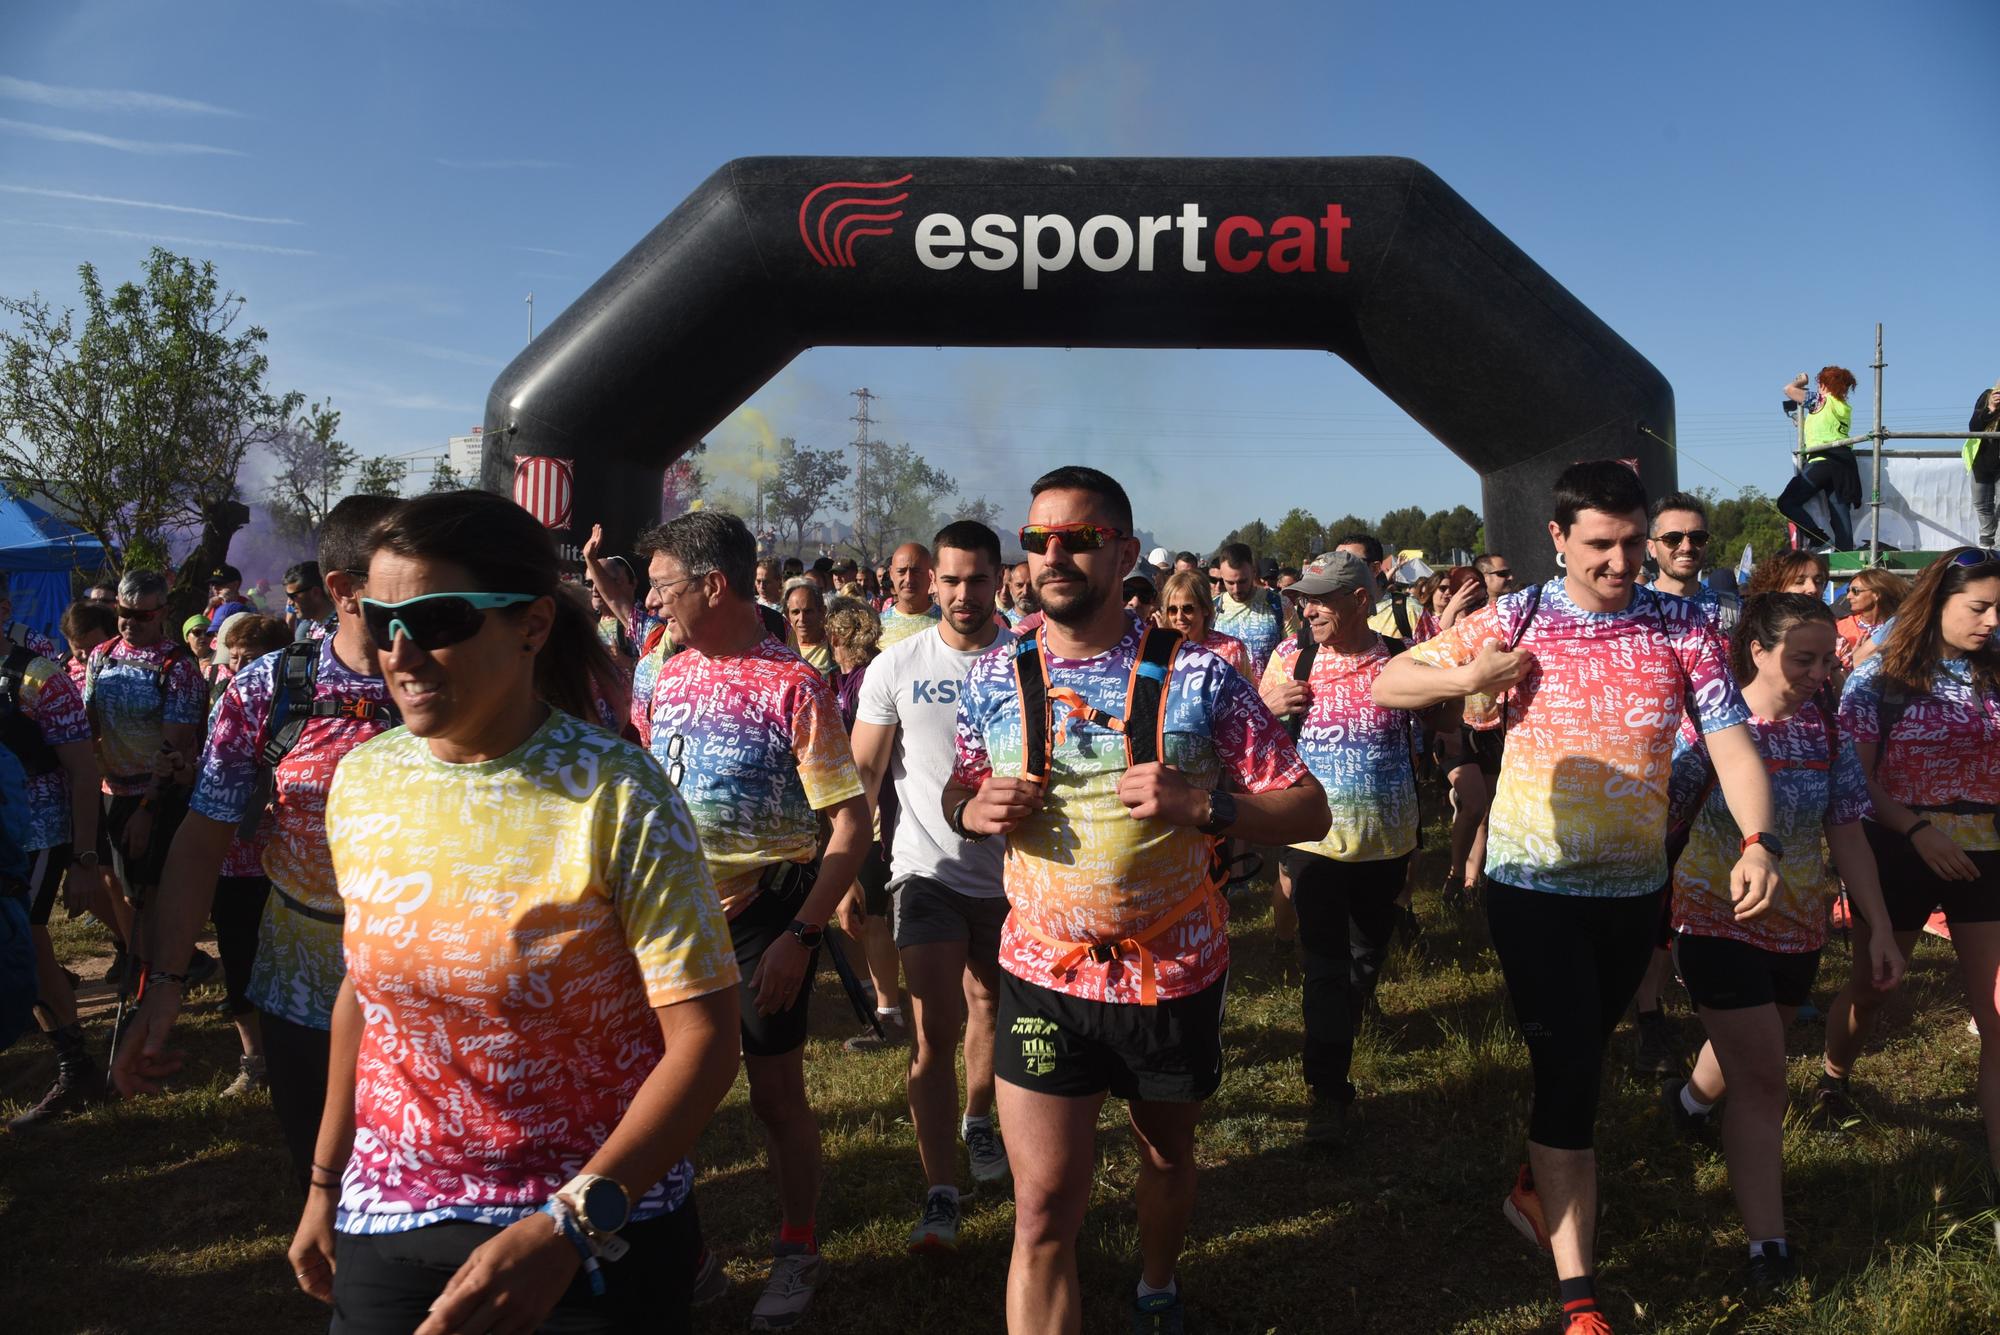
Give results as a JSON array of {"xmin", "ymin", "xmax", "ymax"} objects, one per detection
[
  {"xmin": 0, "ymin": 646, "xmax": 61, "ymax": 778},
  {"xmin": 1011, "ymin": 624, "xmax": 1182, "ymax": 781}
]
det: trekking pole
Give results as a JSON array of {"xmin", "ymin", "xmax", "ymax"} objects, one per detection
[{"xmin": 106, "ymin": 879, "xmax": 149, "ymax": 1081}]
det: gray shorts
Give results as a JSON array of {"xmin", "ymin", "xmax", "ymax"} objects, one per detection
[{"xmin": 892, "ymin": 874, "xmax": 1008, "ymax": 962}]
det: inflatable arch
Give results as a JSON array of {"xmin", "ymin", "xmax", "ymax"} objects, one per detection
[{"xmin": 481, "ymin": 157, "xmax": 1674, "ymax": 578}]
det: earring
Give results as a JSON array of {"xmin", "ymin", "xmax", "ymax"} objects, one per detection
[
  {"xmin": 523, "ymin": 643, "xmax": 535, "ymax": 653},
  {"xmin": 1555, "ymin": 552, "xmax": 1567, "ymax": 570}
]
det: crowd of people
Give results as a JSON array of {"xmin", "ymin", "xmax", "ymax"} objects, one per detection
[{"xmin": 1, "ymin": 457, "xmax": 1997, "ymax": 1335}]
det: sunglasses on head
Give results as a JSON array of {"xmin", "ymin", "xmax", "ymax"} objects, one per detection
[
  {"xmin": 1652, "ymin": 529, "xmax": 1710, "ymax": 549},
  {"xmin": 1018, "ymin": 522, "xmax": 1125, "ymax": 555},
  {"xmin": 115, "ymin": 605, "xmax": 162, "ymax": 622},
  {"xmin": 360, "ymin": 591, "xmax": 540, "ymax": 651},
  {"xmin": 1950, "ymin": 548, "xmax": 2000, "ymax": 569}
]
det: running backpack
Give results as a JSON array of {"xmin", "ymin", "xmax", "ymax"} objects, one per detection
[
  {"xmin": 236, "ymin": 641, "xmax": 399, "ymax": 839},
  {"xmin": 1011, "ymin": 624, "xmax": 1182, "ymax": 781},
  {"xmin": 0, "ymin": 646, "xmax": 61, "ymax": 778}
]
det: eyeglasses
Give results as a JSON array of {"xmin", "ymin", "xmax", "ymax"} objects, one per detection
[
  {"xmin": 1652, "ymin": 530, "xmax": 1711, "ymax": 549},
  {"xmin": 115, "ymin": 605, "xmax": 162, "ymax": 622},
  {"xmin": 649, "ymin": 575, "xmax": 701, "ymax": 600},
  {"xmin": 665, "ymin": 732, "xmax": 688, "ymax": 788},
  {"xmin": 360, "ymin": 591, "xmax": 539, "ymax": 651},
  {"xmin": 1484, "ymin": 568, "xmax": 1514, "ymax": 581},
  {"xmin": 1162, "ymin": 603, "xmax": 1203, "ymax": 618},
  {"xmin": 1018, "ymin": 523, "xmax": 1125, "ymax": 554}
]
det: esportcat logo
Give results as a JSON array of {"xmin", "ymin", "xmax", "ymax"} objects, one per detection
[{"xmin": 799, "ymin": 170, "xmax": 1353, "ymax": 290}]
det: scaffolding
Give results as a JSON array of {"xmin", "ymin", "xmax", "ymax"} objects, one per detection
[{"xmin": 1792, "ymin": 323, "xmax": 2000, "ymax": 564}]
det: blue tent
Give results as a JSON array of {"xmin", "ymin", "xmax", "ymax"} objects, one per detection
[{"xmin": 0, "ymin": 488, "xmax": 106, "ymax": 647}]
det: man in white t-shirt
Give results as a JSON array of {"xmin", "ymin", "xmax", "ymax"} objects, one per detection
[{"xmin": 853, "ymin": 519, "xmax": 1015, "ymax": 1255}]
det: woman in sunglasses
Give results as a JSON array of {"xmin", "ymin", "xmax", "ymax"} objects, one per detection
[
  {"xmin": 1821, "ymin": 549, "xmax": 2000, "ymax": 1191},
  {"xmin": 289, "ymin": 490, "xmax": 742, "ymax": 1335},
  {"xmin": 1156, "ymin": 570, "xmax": 1252, "ymax": 678}
]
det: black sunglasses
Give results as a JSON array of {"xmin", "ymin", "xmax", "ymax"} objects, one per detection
[{"xmin": 1652, "ymin": 529, "xmax": 1711, "ymax": 549}]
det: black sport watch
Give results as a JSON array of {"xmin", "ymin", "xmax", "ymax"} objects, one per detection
[
  {"xmin": 1198, "ymin": 789, "xmax": 1237, "ymax": 836},
  {"xmin": 786, "ymin": 919, "xmax": 825, "ymax": 949}
]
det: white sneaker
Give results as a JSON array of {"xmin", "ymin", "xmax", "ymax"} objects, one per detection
[
  {"xmin": 962, "ymin": 1118, "xmax": 1010, "ymax": 1185},
  {"xmin": 222, "ymin": 1054, "xmax": 267, "ymax": 1098},
  {"xmin": 907, "ymin": 1189, "xmax": 960, "ymax": 1254},
  {"xmin": 749, "ymin": 1250, "xmax": 826, "ymax": 1331}
]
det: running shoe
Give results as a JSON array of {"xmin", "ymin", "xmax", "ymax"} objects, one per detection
[
  {"xmin": 1659, "ymin": 1077, "xmax": 1710, "ymax": 1139},
  {"xmin": 101, "ymin": 947, "xmax": 129, "ymax": 987},
  {"xmin": 963, "ymin": 1119, "xmax": 1010, "ymax": 1185},
  {"xmin": 1810, "ymin": 1072, "xmax": 1856, "ymax": 1125},
  {"xmin": 1562, "ymin": 1312, "xmax": 1614, "ymax": 1335},
  {"xmin": 1502, "ymin": 1165, "xmax": 1553, "ymax": 1253},
  {"xmin": 1133, "ymin": 1289, "xmax": 1185, "ymax": 1335},
  {"xmin": 907, "ymin": 1189, "xmax": 960, "ymax": 1254},
  {"xmin": 690, "ymin": 1246, "xmax": 729, "ymax": 1307},
  {"xmin": 8, "ymin": 1059, "xmax": 106, "ymax": 1129},
  {"xmin": 1634, "ymin": 1011, "xmax": 1676, "ymax": 1076},
  {"xmin": 841, "ymin": 1012, "xmax": 908, "ymax": 1053},
  {"xmin": 749, "ymin": 1250, "xmax": 826, "ymax": 1331},
  {"xmin": 1304, "ymin": 1093, "xmax": 1347, "ymax": 1149},
  {"xmin": 222, "ymin": 1053, "xmax": 267, "ymax": 1098},
  {"xmin": 1744, "ymin": 1241, "xmax": 1798, "ymax": 1293},
  {"xmin": 185, "ymin": 947, "xmax": 220, "ymax": 989}
]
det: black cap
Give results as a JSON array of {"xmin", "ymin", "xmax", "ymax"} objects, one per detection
[{"xmin": 208, "ymin": 563, "xmax": 242, "ymax": 586}]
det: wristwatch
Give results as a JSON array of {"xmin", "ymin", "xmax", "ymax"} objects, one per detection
[
  {"xmin": 70, "ymin": 850, "xmax": 100, "ymax": 867},
  {"xmin": 1198, "ymin": 789, "xmax": 1237, "ymax": 836},
  {"xmin": 787, "ymin": 919, "xmax": 825, "ymax": 949},
  {"xmin": 554, "ymin": 1174, "xmax": 632, "ymax": 1256},
  {"xmin": 1739, "ymin": 832, "xmax": 1785, "ymax": 859}
]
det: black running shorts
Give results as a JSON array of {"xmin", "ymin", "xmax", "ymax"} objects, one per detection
[
  {"xmin": 25, "ymin": 841, "xmax": 71, "ymax": 926},
  {"xmin": 1672, "ymin": 933, "xmax": 1821, "ymax": 1010},
  {"xmin": 994, "ymin": 968, "xmax": 1226, "ymax": 1103},
  {"xmin": 891, "ymin": 874, "xmax": 1007, "ymax": 962},
  {"xmin": 1464, "ymin": 725, "xmax": 1505, "ymax": 779},
  {"xmin": 731, "ymin": 878, "xmax": 820, "ymax": 1058},
  {"xmin": 1861, "ymin": 820, "xmax": 2000, "ymax": 933}
]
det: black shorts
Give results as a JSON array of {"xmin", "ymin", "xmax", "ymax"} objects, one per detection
[
  {"xmin": 330, "ymin": 1203, "xmax": 697, "ymax": 1335},
  {"xmin": 101, "ymin": 789, "xmax": 187, "ymax": 890},
  {"xmin": 994, "ymin": 969, "xmax": 1226, "ymax": 1103},
  {"xmin": 731, "ymin": 875, "xmax": 820, "ymax": 1058},
  {"xmin": 1862, "ymin": 820, "xmax": 2000, "ymax": 933},
  {"xmin": 892, "ymin": 874, "xmax": 1008, "ymax": 962},
  {"xmin": 858, "ymin": 842, "xmax": 892, "ymax": 917},
  {"xmin": 1673, "ymin": 933, "xmax": 1821, "ymax": 1010},
  {"xmin": 1464, "ymin": 725, "xmax": 1504, "ymax": 779},
  {"xmin": 25, "ymin": 842, "xmax": 71, "ymax": 926}
]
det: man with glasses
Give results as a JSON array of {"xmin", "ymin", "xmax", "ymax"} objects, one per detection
[
  {"xmin": 112, "ymin": 495, "xmax": 402, "ymax": 1196},
  {"xmin": 1475, "ymin": 552, "xmax": 1517, "ymax": 603},
  {"xmin": 945, "ymin": 465, "xmax": 1328, "ymax": 1335},
  {"xmin": 1648, "ymin": 492, "xmax": 1738, "ymax": 634},
  {"xmin": 634, "ymin": 510, "xmax": 870, "ymax": 1331},
  {"xmin": 283, "ymin": 561, "xmax": 336, "ymax": 641}
]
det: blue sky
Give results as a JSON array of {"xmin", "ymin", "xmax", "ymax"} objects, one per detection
[{"xmin": 3, "ymin": 0, "xmax": 1995, "ymax": 553}]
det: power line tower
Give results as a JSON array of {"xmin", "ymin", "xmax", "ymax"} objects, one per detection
[{"xmin": 850, "ymin": 387, "xmax": 880, "ymax": 560}]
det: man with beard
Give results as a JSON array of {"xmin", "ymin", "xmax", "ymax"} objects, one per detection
[
  {"xmin": 946, "ymin": 466, "xmax": 1328, "ymax": 1335},
  {"xmin": 1004, "ymin": 561, "xmax": 1039, "ymax": 628}
]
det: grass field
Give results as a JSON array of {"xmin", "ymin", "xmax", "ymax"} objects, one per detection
[{"xmin": 5, "ymin": 828, "xmax": 2000, "ymax": 1334}]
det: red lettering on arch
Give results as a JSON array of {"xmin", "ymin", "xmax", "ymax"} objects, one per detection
[
  {"xmin": 1265, "ymin": 216, "xmax": 1316, "ymax": 273},
  {"xmin": 1319, "ymin": 204, "xmax": 1351, "ymax": 273},
  {"xmin": 1215, "ymin": 216, "xmax": 1263, "ymax": 273}
]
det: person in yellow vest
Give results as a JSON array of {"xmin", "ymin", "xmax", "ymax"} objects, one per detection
[
  {"xmin": 1776, "ymin": 365, "xmax": 1861, "ymax": 549},
  {"xmin": 1967, "ymin": 378, "xmax": 2000, "ymax": 549}
]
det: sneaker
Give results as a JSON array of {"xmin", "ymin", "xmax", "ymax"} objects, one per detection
[
  {"xmin": 222, "ymin": 1053, "xmax": 267, "ymax": 1098},
  {"xmin": 1659, "ymin": 1077, "xmax": 1710, "ymax": 1138},
  {"xmin": 690, "ymin": 1247, "xmax": 729, "ymax": 1307},
  {"xmin": 1634, "ymin": 1011, "xmax": 1676, "ymax": 1076},
  {"xmin": 1744, "ymin": 1241, "xmax": 1798, "ymax": 1293},
  {"xmin": 8, "ymin": 1061, "xmax": 106, "ymax": 1129},
  {"xmin": 1502, "ymin": 1165, "xmax": 1553, "ymax": 1253},
  {"xmin": 841, "ymin": 1012, "xmax": 909, "ymax": 1053},
  {"xmin": 1132, "ymin": 1289, "xmax": 1185, "ymax": 1335},
  {"xmin": 907, "ymin": 1190, "xmax": 960, "ymax": 1255},
  {"xmin": 184, "ymin": 947, "xmax": 220, "ymax": 989},
  {"xmin": 1562, "ymin": 1312, "xmax": 1614, "ymax": 1335},
  {"xmin": 748, "ymin": 1250, "xmax": 826, "ymax": 1331},
  {"xmin": 963, "ymin": 1119, "xmax": 1010, "ymax": 1185},
  {"xmin": 1810, "ymin": 1073, "xmax": 1856, "ymax": 1125},
  {"xmin": 1304, "ymin": 1092, "xmax": 1347, "ymax": 1149},
  {"xmin": 101, "ymin": 948, "xmax": 129, "ymax": 987}
]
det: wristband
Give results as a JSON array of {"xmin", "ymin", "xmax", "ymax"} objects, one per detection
[
  {"xmin": 1904, "ymin": 818, "xmax": 1932, "ymax": 840},
  {"xmin": 541, "ymin": 1200, "xmax": 606, "ymax": 1295},
  {"xmin": 949, "ymin": 797, "xmax": 990, "ymax": 843},
  {"xmin": 308, "ymin": 1178, "xmax": 340, "ymax": 1192}
]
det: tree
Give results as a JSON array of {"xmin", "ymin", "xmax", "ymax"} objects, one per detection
[
  {"xmin": 264, "ymin": 399, "xmax": 356, "ymax": 543},
  {"xmin": 0, "ymin": 248, "xmax": 297, "ymax": 595},
  {"xmin": 1218, "ymin": 520, "xmax": 1273, "ymax": 557},
  {"xmin": 661, "ymin": 441, "xmax": 708, "ymax": 519},
  {"xmin": 1269, "ymin": 508, "xmax": 1323, "ymax": 568},
  {"xmin": 952, "ymin": 495, "xmax": 1004, "ymax": 531},
  {"xmin": 1433, "ymin": 505, "xmax": 1482, "ymax": 559},
  {"xmin": 765, "ymin": 438, "xmax": 850, "ymax": 555},
  {"xmin": 1696, "ymin": 486, "xmax": 1789, "ymax": 576},
  {"xmin": 1323, "ymin": 513, "xmax": 1375, "ymax": 545},
  {"xmin": 1377, "ymin": 505, "xmax": 1429, "ymax": 556},
  {"xmin": 427, "ymin": 457, "xmax": 464, "ymax": 492},
  {"xmin": 352, "ymin": 455, "xmax": 408, "ymax": 497},
  {"xmin": 851, "ymin": 442, "xmax": 956, "ymax": 566}
]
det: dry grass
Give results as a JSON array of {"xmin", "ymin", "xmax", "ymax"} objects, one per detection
[{"xmin": 5, "ymin": 828, "xmax": 1998, "ymax": 1333}]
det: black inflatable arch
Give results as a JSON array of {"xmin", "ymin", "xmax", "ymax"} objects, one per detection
[{"xmin": 481, "ymin": 156, "xmax": 1673, "ymax": 578}]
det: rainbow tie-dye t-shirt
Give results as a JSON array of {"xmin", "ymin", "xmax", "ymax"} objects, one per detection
[
  {"xmin": 635, "ymin": 636, "xmax": 863, "ymax": 914},
  {"xmin": 1669, "ymin": 701, "xmax": 1870, "ymax": 951},
  {"xmin": 1839, "ymin": 652, "xmax": 2000, "ymax": 853},
  {"xmin": 1200, "ymin": 631, "xmax": 1253, "ymax": 680},
  {"xmin": 1214, "ymin": 590, "xmax": 1284, "ymax": 677},
  {"xmin": 190, "ymin": 639, "xmax": 397, "ymax": 1027},
  {"xmin": 1262, "ymin": 637, "xmax": 1418, "ymax": 863},
  {"xmin": 84, "ymin": 638, "xmax": 206, "ymax": 793},
  {"xmin": 952, "ymin": 616, "xmax": 1306, "ymax": 1003},
  {"xmin": 327, "ymin": 711, "xmax": 736, "ymax": 1237},
  {"xmin": 7, "ymin": 653, "xmax": 90, "ymax": 850},
  {"xmin": 879, "ymin": 604, "xmax": 944, "ymax": 650},
  {"xmin": 1407, "ymin": 580, "xmax": 1748, "ymax": 897}
]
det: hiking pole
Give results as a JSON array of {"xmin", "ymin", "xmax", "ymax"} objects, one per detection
[
  {"xmin": 820, "ymin": 931, "xmax": 882, "ymax": 1039},
  {"xmin": 106, "ymin": 878, "xmax": 149, "ymax": 1081}
]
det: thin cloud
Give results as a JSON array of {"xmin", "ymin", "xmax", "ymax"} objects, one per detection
[
  {"xmin": 435, "ymin": 157, "xmax": 566, "ymax": 170},
  {"xmin": 0, "ymin": 117, "xmax": 244, "ymax": 157},
  {"xmin": 0, "ymin": 184, "xmax": 298, "ymax": 225},
  {"xmin": 507, "ymin": 244, "xmax": 572, "ymax": 257},
  {"xmin": 375, "ymin": 336, "xmax": 503, "ymax": 370},
  {"xmin": 0, "ymin": 75, "xmax": 242, "ymax": 118},
  {"xmin": 2, "ymin": 217, "xmax": 315, "ymax": 256}
]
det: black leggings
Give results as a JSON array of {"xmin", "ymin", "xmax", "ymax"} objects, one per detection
[
  {"xmin": 332, "ymin": 1203, "xmax": 697, "ymax": 1335},
  {"xmin": 1288, "ymin": 851, "xmax": 1409, "ymax": 1101},
  {"xmin": 1485, "ymin": 880, "xmax": 1664, "ymax": 1150},
  {"xmin": 261, "ymin": 1009, "xmax": 330, "ymax": 1194},
  {"xmin": 211, "ymin": 876, "xmax": 269, "ymax": 1016}
]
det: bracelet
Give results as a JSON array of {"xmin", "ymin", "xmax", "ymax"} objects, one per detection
[
  {"xmin": 308, "ymin": 1179, "xmax": 340, "ymax": 1192},
  {"xmin": 542, "ymin": 1200, "xmax": 605, "ymax": 1295},
  {"xmin": 1903, "ymin": 818, "xmax": 1932, "ymax": 840},
  {"xmin": 312, "ymin": 1160, "xmax": 343, "ymax": 1176},
  {"xmin": 144, "ymin": 970, "xmax": 189, "ymax": 988},
  {"xmin": 949, "ymin": 797, "xmax": 990, "ymax": 843}
]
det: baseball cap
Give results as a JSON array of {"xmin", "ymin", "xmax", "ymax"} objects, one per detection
[
  {"xmin": 1283, "ymin": 550, "xmax": 1376, "ymax": 600},
  {"xmin": 208, "ymin": 562, "xmax": 242, "ymax": 586},
  {"xmin": 181, "ymin": 614, "xmax": 211, "ymax": 638},
  {"xmin": 1147, "ymin": 546, "xmax": 1171, "ymax": 568}
]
